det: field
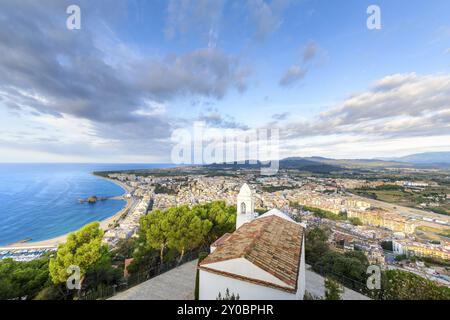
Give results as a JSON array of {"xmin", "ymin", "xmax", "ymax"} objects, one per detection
[{"xmin": 351, "ymin": 185, "xmax": 450, "ymax": 216}]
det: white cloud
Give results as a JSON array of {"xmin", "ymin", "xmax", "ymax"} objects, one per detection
[
  {"xmin": 274, "ymin": 73, "xmax": 450, "ymax": 157},
  {"xmin": 279, "ymin": 65, "xmax": 307, "ymax": 87},
  {"xmin": 283, "ymin": 73, "xmax": 450, "ymax": 138},
  {"xmin": 279, "ymin": 41, "xmax": 320, "ymax": 87}
]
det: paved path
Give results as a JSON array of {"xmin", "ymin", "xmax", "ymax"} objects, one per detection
[
  {"xmin": 110, "ymin": 260, "xmax": 368, "ymax": 300},
  {"xmin": 305, "ymin": 265, "xmax": 370, "ymax": 300},
  {"xmin": 110, "ymin": 260, "xmax": 198, "ymax": 300}
]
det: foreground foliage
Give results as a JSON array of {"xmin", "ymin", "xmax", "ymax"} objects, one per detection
[
  {"xmin": 0, "ymin": 256, "xmax": 50, "ymax": 300},
  {"xmin": 49, "ymin": 222, "xmax": 111, "ymax": 285},
  {"xmin": 380, "ymin": 270, "xmax": 450, "ymax": 300},
  {"xmin": 305, "ymin": 226, "xmax": 450, "ymax": 300},
  {"xmin": 324, "ymin": 278, "xmax": 343, "ymax": 300},
  {"xmin": 130, "ymin": 201, "xmax": 236, "ymax": 273}
]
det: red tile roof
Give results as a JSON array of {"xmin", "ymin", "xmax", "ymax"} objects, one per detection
[
  {"xmin": 211, "ymin": 233, "xmax": 232, "ymax": 248},
  {"xmin": 199, "ymin": 215, "xmax": 304, "ymax": 293}
]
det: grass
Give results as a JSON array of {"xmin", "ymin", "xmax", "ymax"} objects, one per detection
[
  {"xmin": 417, "ymin": 226, "xmax": 450, "ymax": 239},
  {"xmin": 352, "ymin": 186, "xmax": 450, "ymax": 216}
]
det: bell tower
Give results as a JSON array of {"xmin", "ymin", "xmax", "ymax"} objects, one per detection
[{"xmin": 236, "ymin": 183, "xmax": 254, "ymax": 229}]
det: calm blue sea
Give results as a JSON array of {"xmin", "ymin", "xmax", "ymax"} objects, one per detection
[{"xmin": 0, "ymin": 163, "xmax": 174, "ymax": 246}]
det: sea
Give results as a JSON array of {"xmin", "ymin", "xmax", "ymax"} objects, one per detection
[{"xmin": 0, "ymin": 163, "xmax": 174, "ymax": 246}]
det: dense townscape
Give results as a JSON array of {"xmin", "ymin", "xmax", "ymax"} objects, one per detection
[
  {"xmin": 1, "ymin": 163, "xmax": 450, "ymax": 301},
  {"xmin": 101, "ymin": 166, "xmax": 450, "ymax": 288}
]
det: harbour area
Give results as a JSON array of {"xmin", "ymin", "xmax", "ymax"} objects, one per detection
[{"xmin": 0, "ymin": 246, "xmax": 57, "ymax": 262}]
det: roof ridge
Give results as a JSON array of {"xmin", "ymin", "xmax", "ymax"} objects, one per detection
[{"xmin": 199, "ymin": 214, "xmax": 304, "ymax": 291}]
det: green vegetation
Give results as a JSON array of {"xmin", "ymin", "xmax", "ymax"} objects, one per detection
[
  {"xmin": 352, "ymin": 185, "xmax": 450, "ymax": 216},
  {"xmin": 129, "ymin": 201, "xmax": 236, "ymax": 273},
  {"xmin": 189, "ymin": 201, "xmax": 236, "ymax": 244},
  {"xmin": 48, "ymin": 222, "xmax": 121, "ymax": 298},
  {"xmin": 439, "ymin": 229, "xmax": 450, "ymax": 238},
  {"xmin": 394, "ymin": 254, "xmax": 450, "ymax": 268},
  {"xmin": 380, "ymin": 270, "xmax": 450, "ymax": 300},
  {"xmin": 313, "ymin": 250, "xmax": 370, "ymax": 285},
  {"xmin": 303, "ymin": 206, "xmax": 347, "ymax": 221},
  {"xmin": 430, "ymin": 206, "xmax": 450, "ymax": 216},
  {"xmin": 1, "ymin": 223, "xmax": 122, "ymax": 300},
  {"xmin": 261, "ymin": 185, "xmax": 296, "ymax": 193},
  {"xmin": 255, "ymin": 208, "xmax": 268, "ymax": 215},
  {"xmin": 166, "ymin": 207, "xmax": 211, "ymax": 262},
  {"xmin": 0, "ymin": 201, "xmax": 235, "ymax": 300},
  {"xmin": 217, "ymin": 288, "xmax": 240, "ymax": 300},
  {"xmin": 303, "ymin": 205, "xmax": 364, "ymax": 226},
  {"xmin": 289, "ymin": 201, "xmax": 302, "ymax": 209},
  {"xmin": 306, "ymin": 226, "xmax": 450, "ymax": 300},
  {"xmin": 305, "ymin": 226, "xmax": 331, "ymax": 265},
  {"xmin": 417, "ymin": 225, "xmax": 450, "ymax": 239},
  {"xmin": 0, "ymin": 256, "xmax": 51, "ymax": 300},
  {"xmin": 395, "ymin": 254, "xmax": 408, "ymax": 262},
  {"xmin": 419, "ymin": 256, "xmax": 450, "ymax": 268},
  {"xmin": 307, "ymin": 227, "xmax": 370, "ymax": 280},
  {"xmin": 324, "ymin": 278, "xmax": 343, "ymax": 300},
  {"xmin": 49, "ymin": 222, "xmax": 111, "ymax": 285},
  {"xmin": 348, "ymin": 217, "xmax": 363, "ymax": 226},
  {"xmin": 380, "ymin": 240, "xmax": 393, "ymax": 252}
]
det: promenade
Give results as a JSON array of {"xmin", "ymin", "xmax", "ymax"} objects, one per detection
[{"xmin": 110, "ymin": 260, "xmax": 198, "ymax": 300}]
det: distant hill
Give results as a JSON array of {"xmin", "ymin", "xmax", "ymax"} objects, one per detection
[
  {"xmin": 206, "ymin": 158, "xmax": 343, "ymax": 174},
  {"xmin": 204, "ymin": 152, "xmax": 450, "ymax": 173},
  {"xmin": 297, "ymin": 157, "xmax": 411, "ymax": 169},
  {"xmin": 205, "ymin": 156, "xmax": 411, "ymax": 173},
  {"xmin": 379, "ymin": 152, "xmax": 450, "ymax": 165},
  {"xmin": 279, "ymin": 158, "xmax": 343, "ymax": 173}
]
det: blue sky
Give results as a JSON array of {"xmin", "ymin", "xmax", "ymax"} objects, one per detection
[{"xmin": 0, "ymin": 0, "xmax": 450, "ymax": 162}]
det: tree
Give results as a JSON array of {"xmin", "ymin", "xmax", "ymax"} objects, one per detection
[
  {"xmin": 191, "ymin": 201, "xmax": 236, "ymax": 244},
  {"xmin": 0, "ymin": 256, "xmax": 50, "ymax": 300},
  {"xmin": 111, "ymin": 237, "xmax": 138, "ymax": 262},
  {"xmin": 217, "ymin": 288, "xmax": 240, "ymax": 300},
  {"xmin": 49, "ymin": 222, "xmax": 110, "ymax": 286},
  {"xmin": 314, "ymin": 250, "xmax": 369, "ymax": 284},
  {"xmin": 167, "ymin": 206, "xmax": 212, "ymax": 263},
  {"xmin": 132, "ymin": 201, "xmax": 235, "ymax": 272},
  {"xmin": 325, "ymin": 278, "xmax": 343, "ymax": 300},
  {"xmin": 395, "ymin": 254, "xmax": 408, "ymax": 262},
  {"xmin": 380, "ymin": 270, "xmax": 450, "ymax": 300},
  {"xmin": 139, "ymin": 210, "xmax": 171, "ymax": 263},
  {"xmin": 348, "ymin": 217, "xmax": 363, "ymax": 226},
  {"xmin": 305, "ymin": 226, "xmax": 330, "ymax": 265}
]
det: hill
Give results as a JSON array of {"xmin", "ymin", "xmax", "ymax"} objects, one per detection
[
  {"xmin": 380, "ymin": 152, "xmax": 450, "ymax": 165},
  {"xmin": 205, "ymin": 156, "xmax": 412, "ymax": 173}
]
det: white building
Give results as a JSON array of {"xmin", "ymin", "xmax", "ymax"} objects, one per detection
[
  {"xmin": 236, "ymin": 183, "xmax": 256, "ymax": 229},
  {"xmin": 198, "ymin": 184, "xmax": 306, "ymax": 300}
]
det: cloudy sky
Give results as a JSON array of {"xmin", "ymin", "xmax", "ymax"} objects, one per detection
[{"xmin": 1, "ymin": 0, "xmax": 450, "ymax": 163}]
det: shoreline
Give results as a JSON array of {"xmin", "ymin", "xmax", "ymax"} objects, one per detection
[{"xmin": 3, "ymin": 174, "xmax": 134, "ymax": 249}]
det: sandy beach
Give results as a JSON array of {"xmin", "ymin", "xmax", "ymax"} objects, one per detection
[{"xmin": 3, "ymin": 175, "xmax": 134, "ymax": 249}]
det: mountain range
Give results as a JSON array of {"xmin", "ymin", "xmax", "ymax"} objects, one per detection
[
  {"xmin": 205, "ymin": 152, "xmax": 450, "ymax": 173},
  {"xmin": 378, "ymin": 152, "xmax": 450, "ymax": 165}
]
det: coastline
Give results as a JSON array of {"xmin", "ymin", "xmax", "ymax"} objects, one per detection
[{"xmin": 3, "ymin": 174, "xmax": 133, "ymax": 249}]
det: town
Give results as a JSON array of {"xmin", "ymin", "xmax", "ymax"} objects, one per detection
[{"xmin": 99, "ymin": 166, "xmax": 450, "ymax": 288}]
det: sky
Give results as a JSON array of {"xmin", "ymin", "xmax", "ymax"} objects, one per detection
[{"xmin": 0, "ymin": 0, "xmax": 450, "ymax": 163}]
